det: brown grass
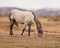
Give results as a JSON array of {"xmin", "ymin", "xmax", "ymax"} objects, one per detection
[{"xmin": 0, "ymin": 16, "xmax": 60, "ymax": 48}]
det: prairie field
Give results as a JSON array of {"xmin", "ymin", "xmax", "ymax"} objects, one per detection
[{"xmin": 0, "ymin": 16, "xmax": 60, "ymax": 48}]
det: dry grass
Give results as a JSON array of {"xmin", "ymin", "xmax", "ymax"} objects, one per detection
[{"xmin": 0, "ymin": 16, "xmax": 60, "ymax": 48}]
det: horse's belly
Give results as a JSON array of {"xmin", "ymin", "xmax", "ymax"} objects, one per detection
[
  {"xmin": 17, "ymin": 19, "xmax": 25, "ymax": 23},
  {"xmin": 14, "ymin": 16, "xmax": 25, "ymax": 23}
]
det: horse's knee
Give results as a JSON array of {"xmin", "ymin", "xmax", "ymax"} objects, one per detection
[
  {"xmin": 22, "ymin": 28, "xmax": 25, "ymax": 32},
  {"xmin": 28, "ymin": 24, "xmax": 31, "ymax": 36},
  {"xmin": 21, "ymin": 28, "xmax": 25, "ymax": 36}
]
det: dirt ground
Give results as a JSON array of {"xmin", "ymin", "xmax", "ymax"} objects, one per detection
[{"xmin": 0, "ymin": 16, "xmax": 60, "ymax": 48}]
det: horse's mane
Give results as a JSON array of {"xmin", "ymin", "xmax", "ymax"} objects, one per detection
[{"xmin": 28, "ymin": 10, "xmax": 36, "ymax": 17}]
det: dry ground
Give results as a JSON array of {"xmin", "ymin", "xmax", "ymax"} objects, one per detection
[{"xmin": 0, "ymin": 16, "xmax": 60, "ymax": 48}]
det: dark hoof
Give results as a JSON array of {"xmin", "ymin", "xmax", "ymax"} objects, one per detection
[
  {"xmin": 21, "ymin": 34, "xmax": 23, "ymax": 36},
  {"xmin": 28, "ymin": 34, "xmax": 30, "ymax": 36},
  {"xmin": 10, "ymin": 33, "xmax": 13, "ymax": 37}
]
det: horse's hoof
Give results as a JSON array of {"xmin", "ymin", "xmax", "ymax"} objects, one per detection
[
  {"xmin": 10, "ymin": 33, "xmax": 13, "ymax": 37},
  {"xmin": 10, "ymin": 34, "xmax": 13, "ymax": 37},
  {"xmin": 10, "ymin": 33, "xmax": 13, "ymax": 35},
  {"xmin": 21, "ymin": 34, "xmax": 23, "ymax": 36},
  {"xmin": 28, "ymin": 34, "xmax": 30, "ymax": 37}
]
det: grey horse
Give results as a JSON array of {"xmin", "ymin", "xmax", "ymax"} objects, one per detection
[{"xmin": 9, "ymin": 9, "xmax": 43, "ymax": 37}]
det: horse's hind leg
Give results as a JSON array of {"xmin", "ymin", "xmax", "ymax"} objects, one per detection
[
  {"xmin": 10, "ymin": 19, "xmax": 14, "ymax": 36},
  {"xmin": 28, "ymin": 24, "xmax": 31, "ymax": 36},
  {"xmin": 21, "ymin": 23, "xmax": 27, "ymax": 36}
]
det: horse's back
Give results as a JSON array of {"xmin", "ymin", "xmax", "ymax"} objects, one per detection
[
  {"xmin": 10, "ymin": 9, "xmax": 34, "ymax": 23},
  {"xmin": 11, "ymin": 9, "xmax": 34, "ymax": 18}
]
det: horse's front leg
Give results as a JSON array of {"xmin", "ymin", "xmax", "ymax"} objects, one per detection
[
  {"xmin": 10, "ymin": 19, "xmax": 14, "ymax": 36},
  {"xmin": 21, "ymin": 23, "xmax": 27, "ymax": 36},
  {"xmin": 28, "ymin": 24, "xmax": 31, "ymax": 36}
]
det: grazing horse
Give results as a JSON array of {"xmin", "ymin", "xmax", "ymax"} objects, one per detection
[{"xmin": 9, "ymin": 9, "xmax": 43, "ymax": 37}]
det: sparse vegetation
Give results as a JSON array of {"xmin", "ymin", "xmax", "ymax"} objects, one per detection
[
  {"xmin": 38, "ymin": 15, "xmax": 60, "ymax": 21},
  {"xmin": 0, "ymin": 15, "xmax": 60, "ymax": 48},
  {"xmin": 0, "ymin": 13, "xmax": 9, "ymax": 17}
]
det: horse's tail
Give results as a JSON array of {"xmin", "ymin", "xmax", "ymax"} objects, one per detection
[
  {"xmin": 9, "ymin": 12, "xmax": 18, "ymax": 26},
  {"xmin": 31, "ymin": 11, "xmax": 43, "ymax": 37}
]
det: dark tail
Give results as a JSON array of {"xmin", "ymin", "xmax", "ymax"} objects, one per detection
[
  {"xmin": 31, "ymin": 11, "xmax": 43, "ymax": 37},
  {"xmin": 9, "ymin": 12, "xmax": 18, "ymax": 26}
]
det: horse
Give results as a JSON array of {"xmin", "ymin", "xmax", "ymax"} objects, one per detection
[{"xmin": 9, "ymin": 9, "xmax": 43, "ymax": 37}]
